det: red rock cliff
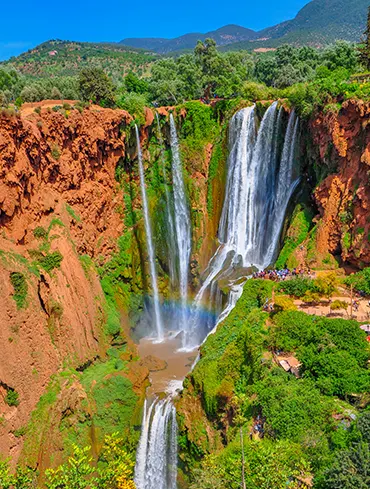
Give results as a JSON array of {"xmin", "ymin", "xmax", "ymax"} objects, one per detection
[
  {"xmin": 0, "ymin": 106, "xmax": 132, "ymax": 460},
  {"xmin": 310, "ymin": 99, "xmax": 370, "ymax": 268}
]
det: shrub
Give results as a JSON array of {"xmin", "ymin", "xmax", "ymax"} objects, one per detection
[
  {"xmin": 38, "ymin": 251, "xmax": 63, "ymax": 273},
  {"xmin": 241, "ymin": 81, "xmax": 274, "ymax": 101},
  {"xmin": 344, "ymin": 267, "xmax": 370, "ymax": 295},
  {"xmin": 330, "ymin": 300, "xmax": 348, "ymax": 311},
  {"xmin": 33, "ymin": 226, "xmax": 48, "ymax": 239},
  {"xmin": 13, "ymin": 426, "xmax": 26, "ymax": 438},
  {"xmin": 274, "ymin": 295, "xmax": 297, "ymax": 312},
  {"xmin": 116, "ymin": 92, "xmax": 147, "ymax": 125},
  {"xmin": 5, "ymin": 389, "xmax": 19, "ymax": 407},
  {"xmin": 278, "ymin": 278, "xmax": 315, "ymax": 298},
  {"xmin": 10, "ymin": 272, "xmax": 28, "ymax": 309},
  {"xmin": 50, "ymin": 143, "xmax": 61, "ymax": 160}
]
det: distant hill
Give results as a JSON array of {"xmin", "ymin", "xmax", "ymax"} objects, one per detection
[
  {"xmin": 1, "ymin": 40, "xmax": 157, "ymax": 80},
  {"xmin": 121, "ymin": 0, "xmax": 369, "ymax": 54},
  {"xmin": 120, "ymin": 25, "xmax": 259, "ymax": 54}
]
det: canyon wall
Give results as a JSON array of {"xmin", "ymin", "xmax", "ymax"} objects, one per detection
[
  {"xmin": 297, "ymin": 99, "xmax": 370, "ymax": 269},
  {"xmin": 0, "ymin": 106, "xmax": 132, "ymax": 461}
]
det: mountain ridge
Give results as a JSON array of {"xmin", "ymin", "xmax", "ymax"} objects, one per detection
[{"xmin": 120, "ymin": 0, "xmax": 369, "ymax": 53}]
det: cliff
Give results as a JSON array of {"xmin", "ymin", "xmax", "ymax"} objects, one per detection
[
  {"xmin": 311, "ymin": 99, "xmax": 370, "ymax": 268},
  {"xmin": 0, "ymin": 106, "xmax": 134, "ymax": 462}
]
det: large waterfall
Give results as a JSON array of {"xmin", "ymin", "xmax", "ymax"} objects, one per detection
[
  {"xmin": 169, "ymin": 114, "xmax": 192, "ymax": 335},
  {"xmin": 135, "ymin": 103, "xmax": 300, "ymax": 486},
  {"xmin": 135, "ymin": 126, "xmax": 164, "ymax": 341},
  {"xmin": 134, "ymin": 398, "xmax": 178, "ymax": 489},
  {"xmin": 187, "ymin": 103, "xmax": 300, "ymax": 347}
]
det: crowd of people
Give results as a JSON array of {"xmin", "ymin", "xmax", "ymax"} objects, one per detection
[{"xmin": 252, "ymin": 267, "xmax": 314, "ymax": 282}]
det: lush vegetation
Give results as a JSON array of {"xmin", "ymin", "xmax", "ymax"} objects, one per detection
[
  {"xmin": 344, "ymin": 266, "xmax": 370, "ymax": 294},
  {"xmin": 0, "ymin": 433, "xmax": 136, "ymax": 489},
  {"xmin": 179, "ymin": 279, "xmax": 370, "ymax": 488},
  {"xmin": 0, "ymin": 34, "xmax": 368, "ymax": 120}
]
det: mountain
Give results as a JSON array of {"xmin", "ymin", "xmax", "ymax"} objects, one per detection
[
  {"xmin": 221, "ymin": 0, "xmax": 369, "ymax": 51},
  {"xmin": 121, "ymin": 0, "xmax": 369, "ymax": 54},
  {"xmin": 1, "ymin": 40, "xmax": 157, "ymax": 80},
  {"xmin": 120, "ymin": 25, "xmax": 258, "ymax": 54},
  {"xmin": 262, "ymin": 0, "xmax": 367, "ymax": 42}
]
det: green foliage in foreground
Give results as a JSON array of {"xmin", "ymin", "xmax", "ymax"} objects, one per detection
[
  {"xmin": 0, "ymin": 433, "xmax": 136, "ymax": 489},
  {"xmin": 4, "ymin": 389, "xmax": 19, "ymax": 407},
  {"xmin": 182, "ymin": 279, "xmax": 370, "ymax": 488}
]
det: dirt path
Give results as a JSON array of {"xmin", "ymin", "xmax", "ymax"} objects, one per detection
[{"xmin": 295, "ymin": 295, "xmax": 370, "ymax": 322}]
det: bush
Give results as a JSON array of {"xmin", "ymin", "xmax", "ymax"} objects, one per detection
[
  {"xmin": 273, "ymin": 295, "xmax": 297, "ymax": 312},
  {"xmin": 50, "ymin": 143, "xmax": 61, "ymax": 160},
  {"xmin": 33, "ymin": 226, "xmax": 48, "ymax": 239},
  {"xmin": 344, "ymin": 267, "xmax": 370, "ymax": 295},
  {"xmin": 38, "ymin": 251, "xmax": 63, "ymax": 273},
  {"xmin": 5, "ymin": 389, "xmax": 19, "ymax": 407},
  {"xmin": 241, "ymin": 82, "xmax": 274, "ymax": 101},
  {"xmin": 10, "ymin": 272, "xmax": 28, "ymax": 309},
  {"xmin": 278, "ymin": 278, "xmax": 315, "ymax": 298},
  {"xmin": 116, "ymin": 92, "xmax": 147, "ymax": 125}
]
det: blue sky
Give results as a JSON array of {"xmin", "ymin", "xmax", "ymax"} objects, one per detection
[{"xmin": 0, "ymin": 0, "xmax": 309, "ymax": 60}]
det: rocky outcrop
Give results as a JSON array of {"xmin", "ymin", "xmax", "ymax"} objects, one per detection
[{"xmin": 308, "ymin": 100, "xmax": 370, "ymax": 268}]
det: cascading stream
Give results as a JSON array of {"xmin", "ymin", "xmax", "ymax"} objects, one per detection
[
  {"xmin": 169, "ymin": 114, "xmax": 192, "ymax": 338},
  {"xmin": 134, "ymin": 398, "xmax": 178, "ymax": 489},
  {"xmin": 187, "ymin": 104, "xmax": 300, "ymax": 348},
  {"xmin": 156, "ymin": 113, "xmax": 178, "ymax": 289},
  {"xmin": 135, "ymin": 125, "xmax": 164, "ymax": 341}
]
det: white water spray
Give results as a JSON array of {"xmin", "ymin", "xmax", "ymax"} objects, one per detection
[
  {"xmin": 156, "ymin": 113, "xmax": 178, "ymax": 289},
  {"xmin": 134, "ymin": 398, "xmax": 178, "ymax": 489},
  {"xmin": 169, "ymin": 114, "xmax": 191, "ymax": 336},
  {"xmin": 136, "ymin": 125, "xmax": 164, "ymax": 341}
]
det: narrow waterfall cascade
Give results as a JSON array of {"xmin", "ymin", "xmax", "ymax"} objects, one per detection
[
  {"xmin": 135, "ymin": 125, "xmax": 164, "ymax": 341},
  {"xmin": 156, "ymin": 113, "xmax": 178, "ymax": 289},
  {"xmin": 134, "ymin": 398, "xmax": 178, "ymax": 489},
  {"xmin": 187, "ymin": 103, "xmax": 301, "ymax": 348},
  {"xmin": 169, "ymin": 114, "xmax": 192, "ymax": 336}
]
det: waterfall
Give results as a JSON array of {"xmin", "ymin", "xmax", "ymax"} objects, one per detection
[
  {"xmin": 156, "ymin": 114, "xmax": 177, "ymax": 289},
  {"xmin": 135, "ymin": 125, "xmax": 164, "ymax": 341},
  {"xmin": 187, "ymin": 104, "xmax": 300, "ymax": 347},
  {"xmin": 134, "ymin": 398, "xmax": 178, "ymax": 489},
  {"xmin": 169, "ymin": 114, "xmax": 192, "ymax": 335}
]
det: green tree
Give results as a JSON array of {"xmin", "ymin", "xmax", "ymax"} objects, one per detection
[
  {"xmin": 45, "ymin": 445, "xmax": 97, "ymax": 489},
  {"xmin": 318, "ymin": 442, "xmax": 370, "ymax": 488},
  {"xmin": 78, "ymin": 68, "xmax": 115, "ymax": 107},
  {"xmin": 124, "ymin": 72, "xmax": 148, "ymax": 94},
  {"xmin": 97, "ymin": 433, "xmax": 136, "ymax": 489},
  {"xmin": 195, "ymin": 39, "xmax": 243, "ymax": 98},
  {"xmin": 149, "ymin": 58, "xmax": 184, "ymax": 104}
]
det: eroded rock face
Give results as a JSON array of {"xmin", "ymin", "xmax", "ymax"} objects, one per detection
[
  {"xmin": 0, "ymin": 107, "xmax": 132, "ymax": 461},
  {"xmin": 311, "ymin": 100, "xmax": 370, "ymax": 268}
]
